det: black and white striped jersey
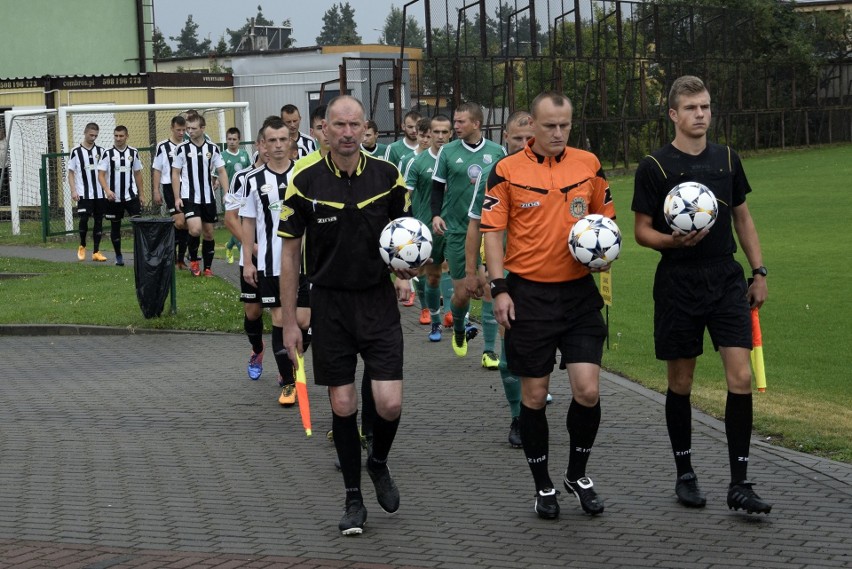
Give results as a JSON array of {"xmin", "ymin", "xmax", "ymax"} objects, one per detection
[
  {"xmin": 296, "ymin": 132, "xmax": 317, "ymax": 158},
  {"xmin": 97, "ymin": 146, "xmax": 142, "ymax": 202},
  {"xmin": 67, "ymin": 144, "xmax": 105, "ymax": 199},
  {"xmin": 239, "ymin": 162, "xmax": 294, "ymax": 277},
  {"xmin": 172, "ymin": 140, "xmax": 225, "ymax": 204},
  {"xmin": 151, "ymin": 139, "xmax": 180, "ymax": 183},
  {"xmin": 225, "ymin": 164, "xmax": 263, "ymax": 268}
]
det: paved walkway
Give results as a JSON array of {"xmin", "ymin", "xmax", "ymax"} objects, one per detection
[{"xmin": 1, "ymin": 245, "xmax": 850, "ymax": 568}]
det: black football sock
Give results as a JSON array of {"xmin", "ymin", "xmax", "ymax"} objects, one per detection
[
  {"xmin": 360, "ymin": 371, "xmax": 376, "ymax": 441},
  {"xmin": 566, "ymin": 398, "xmax": 601, "ymax": 481},
  {"xmin": 92, "ymin": 216, "xmax": 103, "ymax": 252},
  {"xmin": 666, "ymin": 389, "xmax": 695, "ymax": 476},
  {"xmin": 176, "ymin": 228, "xmax": 188, "ymax": 262},
  {"xmin": 110, "ymin": 221, "xmax": 122, "ymax": 256},
  {"xmin": 78, "ymin": 215, "xmax": 89, "ymax": 247},
  {"xmin": 333, "ymin": 410, "xmax": 363, "ymax": 504},
  {"xmin": 725, "ymin": 391, "xmax": 753, "ymax": 483},
  {"xmin": 188, "ymin": 235, "xmax": 200, "ymax": 261},
  {"xmin": 272, "ymin": 325, "xmax": 294, "ymax": 385},
  {"xmin": 244, "ymin": 315, "xmax": 264, "ymax": 354},
  {"xmin": 202, "ymin": 238, "xmax": 214, "ymax": 270},
  {"xmin": 519, "ymin": 403, "xmax": 553, "ymax": 492},
  {"xmin": 367, "ymin": 412, "xmax": 400, "ymax": 472}
]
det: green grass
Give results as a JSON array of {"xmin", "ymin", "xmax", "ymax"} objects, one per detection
[
  {"xmin": 0, "ymin": 254, "xmax": 244, "ymax": 333},
  {"xmin": 601, "ymin": 144, "xmax": 852, "ymax": 462},
  {"xmin": 1, "ymin": 146, "xmax": 851, "ymax": 461}
]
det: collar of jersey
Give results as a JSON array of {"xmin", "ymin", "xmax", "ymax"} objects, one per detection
[
  {"xmin": 524, "ymin": 138, "xmax": 566, "ymax": 164},
  {"xmin": 460, "ymin": 138, "xmax": 486, "ymax": 152},
  {"xmin": 324, "ymin": 151, "xmax": 367, "ymax": 178}
]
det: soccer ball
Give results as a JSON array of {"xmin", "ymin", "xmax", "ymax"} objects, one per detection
[
  {"xmin": 663, "ymin": 182, "xmax": 718, "ymax": 233},
  {"xmin": 378, "ymin": 217, "xmax": 433, "ymax": 270},
  {"xmin": 568, "ymin": 214, "xmax": 622, "ymax": 269}
]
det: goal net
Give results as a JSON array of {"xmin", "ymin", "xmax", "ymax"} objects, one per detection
[{"xmin": 2, "ymin": 102, "xmax": 252, "ymax": 237}]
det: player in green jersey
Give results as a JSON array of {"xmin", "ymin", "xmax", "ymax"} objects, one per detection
[
  {"xmin": 361, "ymin": 120, "xmax": 388, "ymax": 159},
  {"xmin": 384, "ymin": 110, "xmax": 420, "ymax": 167},
  {"xmin": 431, "ymin": 102, "xmax": 506, "ymax": 359},
  {"xmin": 222, "ymin": 127, "xmax": 252, "ymax": 263}
]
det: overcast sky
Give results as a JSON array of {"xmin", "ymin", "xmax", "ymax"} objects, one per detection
[{"xmin": 152, "ymin": 0, "xmax": 424, "ymax": 48}]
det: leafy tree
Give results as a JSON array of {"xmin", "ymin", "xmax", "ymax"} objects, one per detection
[
  {"xmin": 226, "ymin": 5, "xmax": 294, "ymax": 52},
  {"xmin": 380, "ymin": 5, "xmax": 425, "ymax": 48},
  {"xmin": 170, "ymin": 14, "xmax": 212, "ymax": 57},
  {"xmin": 316, "ymin": 2, "xmax": 362, "ymax": 45},
  {"xmin": 215, "ymin": 36, "xmax": 229, "ymax": 56},
  {"xmin": 152, "ymin": 27, "xmax": 173, "ymax": 59}
]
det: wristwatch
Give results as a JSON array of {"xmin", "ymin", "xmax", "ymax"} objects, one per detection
[{"xmin": 752, "ymin": 266, "xmax": 767, "ymax": 278}]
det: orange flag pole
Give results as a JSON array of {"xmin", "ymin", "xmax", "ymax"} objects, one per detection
[
  {"xmin": 750, "ymin": 307, "xmax": 767, "ymax": 393},
  {"xmin": 295, "ymin": 353, "xmax": 313, "ymax": 436}
]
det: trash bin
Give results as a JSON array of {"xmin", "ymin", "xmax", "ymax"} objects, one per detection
[{"xmin": 131, "ymin": 217, "xmax": 175, "ymax": 319}]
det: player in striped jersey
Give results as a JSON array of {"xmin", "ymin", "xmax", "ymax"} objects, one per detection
[
  {"xmin": 240, "ymin": 117, "xmax": 303, "ymax": 406},
  {"xmin": 224, "ymin": 126, "xmax": 268, "ymax": 381},
  {"xmin": 97, "ymin": 125, "xmax": 143, "ymax": 266},
  {"xmin": 281, "ymin": 104, "xmax": 317, "ymax": 159},
  {"xmin": 67, "ymin": 122, "xmax": 107, "ymax": 262},
  {"xmin": 171, "ymin": 114, "xmax": 229, "ymax": 277},
  {"xmin": 152, "ymin": 115, "xmax": 189, "ymax": 269}
]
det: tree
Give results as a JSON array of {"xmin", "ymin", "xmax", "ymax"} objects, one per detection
[
  {"xmin": 380, "ymin": 5, "xmax": 425, "ymax": 48},
  {"xmin": 226, "ymin": 5, "xmax": 295, "ymax": 52},
  {"xmin": 152, "ymin": 27, "xmax": 173, "ymax": 59},
  {"xmin": 316, "ymin": 2, "xmax": 362, "ymax": 45},
  {"xmin": 170, "ymin": 14, "xmax": 212, "ymax": 57},
  {"xmin": 215, "ymin": 36, "xmax": 228, "ymax": 56}
]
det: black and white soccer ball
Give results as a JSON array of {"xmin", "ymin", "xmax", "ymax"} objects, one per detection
[
  {"xmin": 568, "ymin": 214, "xmax": 622, "ymax": 269},
  {"xmin": 663, "ymin": 182, "xmax": 718, "ymax": 233},
  {"xmin": 378, "ymin": 217, "xmax": 433, "ymax": 270}
]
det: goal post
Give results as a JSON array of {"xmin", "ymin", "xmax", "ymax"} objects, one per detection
[{"xmin": 3, "ymin": 101, "xmax": 252, "ymax": 237}]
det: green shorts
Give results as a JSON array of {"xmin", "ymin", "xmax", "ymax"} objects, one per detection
[
  {"xmin": 427, "ymin": 232, "xmax": 446, "ymax": 266},
  {"xmin": 444, "ymin": 232, "xmax": 480, "ymax": 280}
]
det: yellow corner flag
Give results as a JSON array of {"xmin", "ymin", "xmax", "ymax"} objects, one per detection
[
  {"xmin": 599, "ymin": 269, "xmax": 612, "ymax": 307},
  {"xmin": 750, "ymin": 307, "xmax": 767, "ymax": 392}
]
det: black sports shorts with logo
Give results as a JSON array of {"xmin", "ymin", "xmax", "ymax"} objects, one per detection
[
  {"xmin": 505, "ymin": 273, "xmax": 606, "ymax": 378},
  {"xmin": 653, "ymin": 257, "xmax": 752, "ymax": 360}
]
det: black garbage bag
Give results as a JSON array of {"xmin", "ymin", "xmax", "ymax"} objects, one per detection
[{"xmin": 131, "ymin": 218, "xmax": 175, "ymax": 318}]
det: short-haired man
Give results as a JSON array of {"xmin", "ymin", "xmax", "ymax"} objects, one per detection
[
  {"xmin": 279, "ymin": 95, "xmax": 415, "ymax": 536},
  {"xmin": 281, "ymin": 104, "xmax": 317, "ymax": 158},
  {"xmin": 482, "ymin": 92, "xmax": 614, "ymax": 520},
  {"xmin": 152, "ymin": 115, "xmax": 189, "ymax": 269},
  {"xmin": 361, "ymin": 120, "xmax": 388, "ymax": 158},
  {"xmin": 632, "ymin": 75, "xmax": 772, "ymax": 515},
  {"xmin": 431, "ymin": 102, "xmax": 506, "ymax": 361},
  {"xmin": 98, "ymin": 125, "xmax": 143, "ymax": 266},
  {"xmin": 222, "ymin": 126, "xmax": 252, "ymax": 264},
  {"xmin": 404, "ymin": 114, "xmax": 453, "ymax": 336},
  {"xmin": 465, "ymin": 110, "xmax": 534, "ymax": 448},
  {"xmin": 67, "ymin": 122, "xmax": 107, "ymax": 262},
  {"xmin": 240, "ymin": 117, "xmax": 300, "ymax": 405},
  {"xmin": 171, "ymin": 114, "xmax": 229, "ymax": 277},
  {"xmin": 384, "ymin": 110, "xmax": 421, "ymax": 167}
]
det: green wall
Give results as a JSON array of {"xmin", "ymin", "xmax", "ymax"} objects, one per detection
[{"xmin": 0, "ymin": 0, "xmax": 153, "ymax": 78}]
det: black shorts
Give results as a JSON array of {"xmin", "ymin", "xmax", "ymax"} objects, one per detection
[
  {"xmin": 258, "ymin": 275, "xmax": 281, "ymax": 308},
  {"xmin": 76, "ymin": 198, "xmax": 107, "ymax": 216},
  {"xmin": 161, "ymin": 183, "xmax": 178, "ymax": 215},
  {"xmin": 183, "ymin": 201, "xmax": 218, "ymax": 223},
  {"xmin": 240, "ymin": 260, "xmax": 259, "ymax": 304},
  {"xmin": 104, "ymin": 198, "xmax": 141, "ymax": 220},
  {"xmin": 653, "ymin": 258, "xmax": 752, "ymax": 360},
  {"xmin": 309, "ymin": 279, "xmax": 403, "ymax": 386},
  {"xmin": 504, "ymin": 273, "xmax": 606, "ymax": 378}
]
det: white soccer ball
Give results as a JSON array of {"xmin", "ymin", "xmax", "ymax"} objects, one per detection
[
  {"xmin": 378, "ymin": 217, "xmax": 433, "ymax": 270},
  {"xmin": 663, "ymin": 182, "xmax": 718, "ymax": 233},
  {"xmin": 568, "ymin": 214, "xmax": 622, "ymax": 269}
]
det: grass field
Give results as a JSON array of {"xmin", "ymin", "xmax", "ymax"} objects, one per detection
[{"xmin": 1, "ymin": 145, "xmax": 850, "ymax": 461}]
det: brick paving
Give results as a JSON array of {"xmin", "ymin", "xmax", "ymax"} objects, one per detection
[{"xmin": 0, "ymin": 244, "xmax": 850, "ymax": 568}]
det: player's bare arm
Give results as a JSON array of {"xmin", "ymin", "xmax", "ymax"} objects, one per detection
[
  {"xmin": 98, "ymin": 170, "xmax": 115, "ymax": 201},
  {"xmin": 170, "ymin": 166, "xmax": 182, "ymax": 211},
  {"xmin": 134, "ymin": 170, "xmax": 144, "ymax": 203},
  {"xmin": 241, "ymin": 217, "xmax": 258, "ymax": 286},
  {"xmin": 151, "ymin": 169, "xmax": 162, "ymax": 205},
  {"xmin": 68, "ymin": 171, "xmax": 79, "ymax": 201},
  {"xmin": 484, "ymin": 230, "xmax": 514, "ymax": 328},
  {"xmin": 732, "ymin": 202, "xmax": 767, "ymax": 308},
  {"xmin": 464, "ymin": 219, "xmax": 484, "ymax": 298},
  {"xmin": 216, "ymin": 166, "xmax": 229, "ymax": 193}
]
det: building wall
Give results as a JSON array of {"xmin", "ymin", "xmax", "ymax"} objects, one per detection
[{"xmin": 0, "ymin": 0, "xmax": 153, "ymax": 78}]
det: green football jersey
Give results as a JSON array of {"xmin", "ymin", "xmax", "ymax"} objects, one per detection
[
  {"xmin": 398, "ymin": 148, "xmax": 425, "ymax": 176},
  {"xmin": 384, "ymin": 138, "xmax": 418, "ymax": 169},
  {"xmin": 404, "ymin": 147, "xmax": 439, "ymax": 226},
  {"xmin": 433, "ymin": 138, "xmax": 505, "ymax": 235},
  {"xmin": 361, "ymin": 142, "xmax": 388, "ymax": 159},
  {"xmin": 223, "ymin": 148, "xmax": 252, "ymax": 182},
  {"xmin": 468, "ymin": 161, "xmax": 495, "ymax": 220}
]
